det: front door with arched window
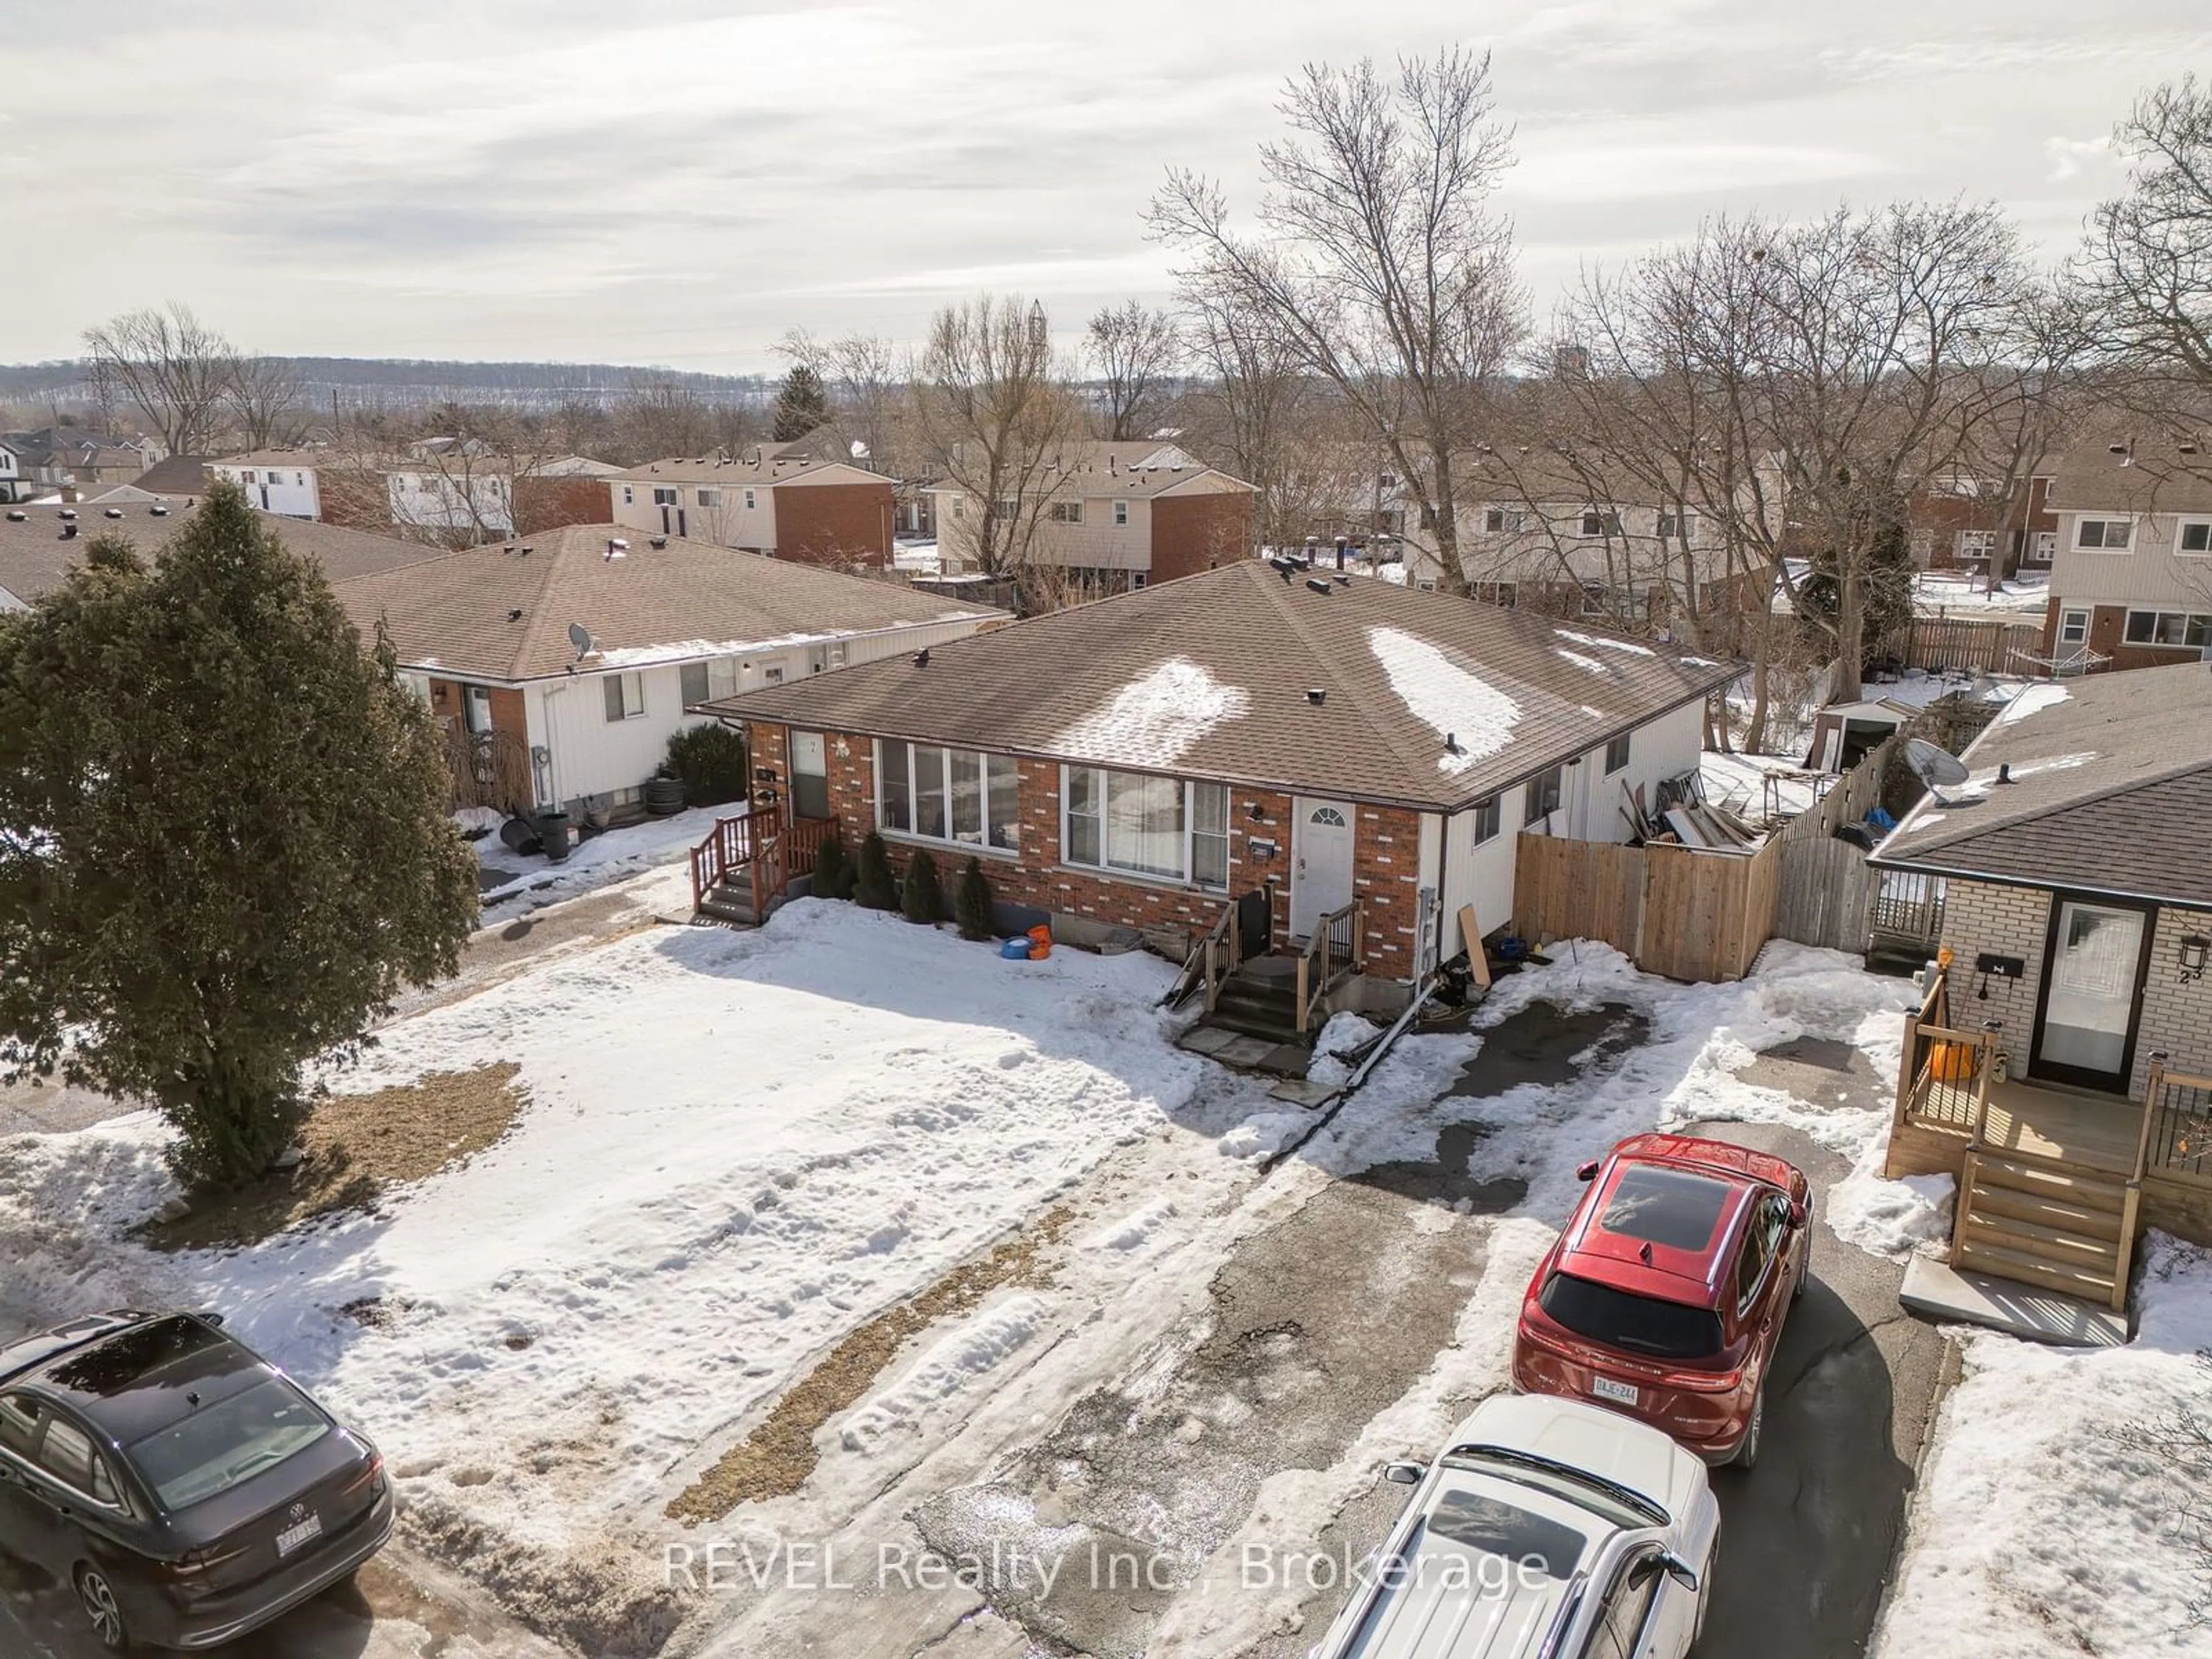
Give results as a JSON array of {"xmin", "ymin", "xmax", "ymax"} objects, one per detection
[{"xmin": 1290, "ymin": 797, "xmax": 1357, "ymax": 941}]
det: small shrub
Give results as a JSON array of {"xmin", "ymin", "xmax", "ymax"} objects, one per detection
[
  {"xmin": 956, "ymin": 857, "xmax": 996, "ymax": 941},
  {"xmin": 901, "ymin": 849, "xmax": 946, "ymax": 924},
  {"xmin": 663, "ymin": 724, "xmax": 750, "ymax": 807},
  {"xmin": 853, "ymin": 830, "xmax": 898, "ymax": 910},
  {"xmin": 812, "ymin": 828, "xmax": 850, "ymax": 900}
]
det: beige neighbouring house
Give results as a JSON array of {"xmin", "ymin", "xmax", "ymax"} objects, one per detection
[
  {"xmin": 607, "ymin": 438, "xmax": 896, "ymax": 569},
  {"xmin": 2038, "ymin": 443, "xmax": 2212, "ymax": 675}
]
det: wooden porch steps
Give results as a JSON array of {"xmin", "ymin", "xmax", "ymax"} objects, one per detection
[
  {"xmin": 1955, "ymin": 1153, "xmax": 2126, "ymax": 1305},
  {"xmin": 696, "ymin": 880, "xmax": 759, "ymax": 926}
]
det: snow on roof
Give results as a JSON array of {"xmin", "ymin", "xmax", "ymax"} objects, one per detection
[
  {"xmin": 1997, "ymin": 683, "xmax": 2071, "ymax": 726},
  {"xmin": 594, "ymin": 631, "xmax": 846, "ymax": 669},
  {"xmin": 1557, "ymin": 648, "xmax": 1606, "ymax": 675},
  {"xmin": 1368, "ymin": 625, "xmax": 1521, "ymax": 774},
  {"xmin": 1555, "ymin": 627, "xmax": 1656, "ymax": 657},
  {"xmin": 1051, "ymin": 656, "xmax": 1250, "ymax": 768}
]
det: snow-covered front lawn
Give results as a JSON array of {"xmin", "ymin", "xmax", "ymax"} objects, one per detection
[
  {"xmin": 0, "ymin": 901, "xmax": 1204, "ymax": 1563},
  {"xmin": 467, "ymin": 804, "xmax": 731, "ymax": 920}
]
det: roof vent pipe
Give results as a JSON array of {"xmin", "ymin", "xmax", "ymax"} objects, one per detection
[
  {"xmin": 1445, "ymin": 732, "xmax": 1460, "ymax": 753},
  {"xmin": 1306, "ymin": 687, "xmax": 1325, "ymax": 706},
  {"xmin": 1994, "ymin": 763, "xmax": 2014, "ymax": 785},
  {"xmin": 1305, "ymin": 577, "xmax": 1332, "ymax": 595}
]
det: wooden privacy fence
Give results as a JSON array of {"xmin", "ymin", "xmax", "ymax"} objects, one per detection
[
  {"xmin": 1512, "ymin": 738, "xmax": 1897, "ymax": 980},
  {"xmin": 1872, "ymin": 616, "xmax": 2041, "ymax": 675}
]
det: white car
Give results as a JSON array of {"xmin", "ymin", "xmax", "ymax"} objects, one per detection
[{"xmin": 1310, "ymin": 1393, "xmax": 1721, "ymax": 1658}]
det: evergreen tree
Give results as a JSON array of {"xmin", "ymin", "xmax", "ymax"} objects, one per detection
[
  {"xmin": 771, "ymin": 365, "xmax": 832, "ymax": 443},
  {"xmin": 0, "ymin": 484, "xmax": 479, "ymax": 1187},
  {"xmin": 955, "ymin": 857, "xmax": 997, "ymax": 942},
  {"xmin": 853, "ymin": 830, "xmax": 898, "ymax": 910},
  {"xmin": 812, "ymin": 827, "xmax": 850, "ymax": 900},
  {"xmin": 901, "ymin": 848, "xmax": 945, "ymax": 925}
]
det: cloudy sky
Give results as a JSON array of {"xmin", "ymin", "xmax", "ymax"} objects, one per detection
[{"xmin": 2, "ymin": 0, "xmax": 2203, "ymax": 372}]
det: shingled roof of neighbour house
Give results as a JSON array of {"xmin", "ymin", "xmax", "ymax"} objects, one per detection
[
  {"xmin": 0, "ymin": 501, "xmax": 442, "ymax": 607},
  {"xmin": 921, "ymin": 440, "xmax": 1256, "ymax": 501},
  {"xmin": 608, "ymin": 449, "xmax": 891, "ymax": 487},
  {"xmin": 1871, "ymin": 662, "xmax": 2212, "ymax": 907},
  {"xmin": 130, "ymin": 455, "xmax": 213, "ymax": 494},
  {"xmin": 702, "ymin": 560, "xmax": 1741, "ymax": 812},
  {"xmin": 2044, "ymin": 443, "xmax": 2212, "ymax": 514},
  {"xmin": 331, "ymin": 522, "xmax": 1007, "ymax": 684}
]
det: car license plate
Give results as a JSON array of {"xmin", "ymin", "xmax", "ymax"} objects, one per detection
[
  {"xmin": 275, "ymin": 1512, "xmax": 324, "ymax": 1558},
  {"xmin": 1591, "ymin": 1376, "xmax": 1641, "ymax": 1407}
]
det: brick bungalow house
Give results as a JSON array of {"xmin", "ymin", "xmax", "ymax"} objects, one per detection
[
  {"xmin": 700, "ymin": 560, "xmax": 1737, "ymax": 988},
  {"xmin": 607, "ymin": 444, "xmax": 896, "ymax": 570},
  {"xmin": 1870, "ymin": 663, "xmax": 2212, "ymax": 1308}
]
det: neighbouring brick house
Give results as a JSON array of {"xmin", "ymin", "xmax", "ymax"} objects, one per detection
[
  {"xmin": 702, "ymin": 560, "xmax": 1737, "ymax": 987},
  {"xmin": 607, "ymin": 439, "xmax": 896, "ymax": 570},
  {"xmin": 2037, "ymin": 443, "xmax": 2212, "ymax": 672},
  {"xmin": 926, "ymin": 440, "xmax": 1257, "ymax": 592},
  {"xmin": 1905, "ymin": 469, "xmax": 2059, "ymax": 579}
]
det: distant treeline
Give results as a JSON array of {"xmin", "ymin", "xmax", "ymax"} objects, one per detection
[{"xmin": 0, "ymin": 356, "xmax": 770, "ymax": 412}]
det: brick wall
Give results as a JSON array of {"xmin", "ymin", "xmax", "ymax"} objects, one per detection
[
  {"xmin": 2131, "ymin": 905, "xmax": 2212, "ymax": 1095},
  {"xmin": 1151, "ymin": 492, "xmax": 1253, "ymax": 584},
  {"xmin": 755, "ymin": 720, "xmax": 1429, "ymax": 975},
  {"xmin": 514, "ymin": 476, "xmax": 612, "ymax": 535},
  {"xmin": 1937, "ymin": 878, "xmax": 2051, "ymax": 1076},
  {"xmin": 772, "ymin": 482, "xmax": 893, "ymax": 569}
]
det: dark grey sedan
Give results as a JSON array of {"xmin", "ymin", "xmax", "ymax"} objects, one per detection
[{"xmin": 0, "ymin": 1310, "xmax": 393, "ymax": 1650}]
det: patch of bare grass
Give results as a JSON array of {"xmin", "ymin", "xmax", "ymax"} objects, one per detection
[
  {"xmin": 141, "ymin": 1063, "xmax": 528, "ymax": 1251},
  {"xmin": 665, "ymin": 1203, "xmax": 1075, "ymax": 1522}
]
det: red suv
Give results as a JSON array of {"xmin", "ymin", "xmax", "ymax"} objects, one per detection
[{"xmin": 1512, "ymin": 1132, "xmax": 1810, "ymax": 1469}]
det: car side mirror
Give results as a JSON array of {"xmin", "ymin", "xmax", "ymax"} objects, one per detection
[
  {"xmin": 1575, "ymin": 1160, "xmax": 1600, "ymax": 1183},
  {"xmin": 1381, "ymin": 1460, "xmax": 1425, "ymax": 1487},
  {"xmin": 1789, "ymin": 1201, "xmax": 1808, "ymax": 1229},
  {"xmin": 1657, "ymin": 1550, "xmax": 1699, "ymax": 1592}
]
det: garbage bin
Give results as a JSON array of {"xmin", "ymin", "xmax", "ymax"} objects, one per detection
[{"xmin": 536, "ymin": 808, "xmax": 573, "ymax": 864}]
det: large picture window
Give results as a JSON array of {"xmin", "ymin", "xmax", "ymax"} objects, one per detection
[
  {"xmin": 1063, "ymin": 767, "xmax": 1229, "ymax": 887},
  {"xmin": 877, "ymin": 740, "xmax": 1019, "ymax": 850}
]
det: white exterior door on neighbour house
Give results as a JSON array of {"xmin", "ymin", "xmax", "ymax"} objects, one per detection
[
  {"xmin": 1290, "ymin": 798, "xmax": 1357, "ymax": 941},
  {"xmin": 2033, "ymin": 900, "xmax": 2150, "ymax": 1090}
]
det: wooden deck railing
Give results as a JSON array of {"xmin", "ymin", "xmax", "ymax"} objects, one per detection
[
  {"xmin": 1200, "ymin": 904, "xmax": 1241, "ymax": 1013},
  {"xmin": 2142, "ymin": 1060, "xmax": 2212, "ymax": 1186},
  {"xmin": 688, "ymin": 813, "xmax": 755, "ymax": 912},
  {"xmin": 1296, "ymin": 902, "xmax": 1364, "ymax": 1036}
]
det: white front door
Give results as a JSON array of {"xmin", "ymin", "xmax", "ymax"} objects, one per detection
[
  {"xmin": 1290, "ymin": 797, "xmax": 1357, "ymax": 940},
  {"xmin": 2035, "ymin": 900, "xmax": 2147, "ymax": 1088}
]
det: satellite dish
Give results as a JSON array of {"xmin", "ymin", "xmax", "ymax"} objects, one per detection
[
  {"xmin": 1905, "ymin": 737, "xmax": 1970, "ymax": 802},
  {"xmin": 567, "ymin": 622, "xmax": 597, "ymax": 661}
]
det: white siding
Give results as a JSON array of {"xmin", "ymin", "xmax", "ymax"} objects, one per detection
[
  {"xmin": 2049, "ymin": 509, "xmax": 2212, "ymax": 607},
  {"xmin": 210, "ymin": 463, "xmax": 320, "ymax": 520},
  {"xmin": 1438, "ymin": 786, "xmax": 1525, "ymax": 947}
]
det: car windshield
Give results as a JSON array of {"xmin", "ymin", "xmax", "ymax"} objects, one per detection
[
  {"xmin": 127, "ymin": 1378, "xmax": 329, "ymax": 1511},
  {"xmin": 1442, "ymin": 1448, "xmax": 1665, "ymax": 1531},
  {"xmin": 1539, "ymin": 1271, "xmax": 1725, "ymax": 1361},
  {"xmin": 1598, "ymin": 1164, "xmax": 1733, "ymax": 1253}
]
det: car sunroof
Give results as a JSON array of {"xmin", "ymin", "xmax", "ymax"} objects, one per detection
[{"xmin": 1596, "ymin": 1163, "xmax": 1733, "ymax": 1253}]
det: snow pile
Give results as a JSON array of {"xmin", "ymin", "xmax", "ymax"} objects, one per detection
[
  {"xmin": 452, "ymin": 805, "xmax": 506, "ymax": 839},
  {"xmin": 1554, "ymin": 628, "xmax": 1655, "ymax": 657},
  {"xmin": 1082, "ymin": 1196, "xmax": 1179, "ymax": 1253},
  {"xmin": 1556, "ymin": 647, "xmax": 1606, "ymax": 675},
  {"xmin": 840, "ymin": 1294, "xmax": 1052, "ymax": 1453},
  {"xmin": 1218, "ymin": 1108, "xmax": 1313, "ymax": 1163},
  {"xmin": 1873, "ymin": 1237, "xmax": 2212, "ymax": 1659},
  {"xmin": 1997, "ymin": 682, "xmax": 2071, "ymax": 726},
  {"xmin": 1306, "ymin": 1010, "xmax": 1382, "ymax": 1090},
  {"xmin": 1825, "ymin": 1137, "xmax": 1955, "ymax": 1258},
  {"xmin": 0, "ymin": 900, "xmax": 1203, "ymax": 1557},
  {"xmin": 1367, "ymin": 626, "xmax": 1521, "ymax": 773},
  {"xmin": 1052, "ymin": 657, "xmax": 1250, "ymax": 768},
  {"xmin": 476, "ymin": 805, "xmax": 729, "ymax": 915}
]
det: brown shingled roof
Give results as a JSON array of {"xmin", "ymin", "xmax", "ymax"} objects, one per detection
[
  {"xmin": 1871, "ymin": 662, "xmax": 2212, "ymax": 906},
  {"xmin": 331, "ymin": 523, "xmax": 1006, "ymax": 683},
  {"xmin": 702, "ymin": 560, "xmax": 1740, "ymax": 811}
]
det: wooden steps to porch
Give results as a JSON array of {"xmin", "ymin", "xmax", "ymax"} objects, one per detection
[
  {"xmin": 695, "ymin": 879, "xmax": 760, "ymax": 926},
  {"xmin": 1203, "ymin": 960, "xmax": 1305, "ymax": 1045},
  {"xmin": 1955, "ymin": 1153, "xmax": 2128, "ymax": 1306}
]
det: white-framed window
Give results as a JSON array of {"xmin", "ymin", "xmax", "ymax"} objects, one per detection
[
  {"xmin": 603, "ymin": 672, "xmax": 645, "ymax": 721},
  {"xmin": 1656, "ymin": 509, "xmax": 1697, "ymax": 543},
  {"xmin": 2077, "ymin": 517, "xmax": 2132, "ymax": 550},
  {"xmin": 2179, "ymin": 518, "xmax": 2212, "ymax": 555},
  {"xmin": 1112, "ymin": 499, "xmax": 1129, "ymax": 527},
  {"xmin": 1475, "ymin": 581, "xmax": 1517, "ymax": 608},
  {"xmin": 763, "ymin": 665, "xmax": 784, "ymax": 685},
  {"xmin": 1581, "ymin": 584, "xmax": 1609, "ymax": 617},
  {"xmin": 1483, "ymin": 506, "xmax": 1525, "ymax": 533},
  {"xmin": 2058, "ymin": 608, "xmax": 2090, "ymax": 647},
  {"xmin": 1062, "ymin": 766, "xmax": 1228, "ymax": 887},
  {"xmin": 679, "ymin": 658, "xmax": 743, "ymax": 706},
  {"xmin": 1525, "ymin": 767, "xmax": 1562, "ymax": 821},
  {"xmin": 1957, "ymin": 529, "xmax": 1999, "ymax": 559},
  {"xmin": 743, "ymin": 488, "xmax": 756, "ymax": 510},
  {"xmin": 622, "ymin": 484, "xmax": 634, "ymax": 505},
  {"xmin": 2123, "ymin": 609, "xmax": 2212, "ymax": 647},
  {"xmin": 1580, "ymin": 509, "xmax": 1622, "ymax": 537},
  {"xmin": 2028, "ymin": 529, "xmax": 2056, "ymax": 562},
  {"xmin": 1048, "ymin": 501, "xmax": 1084, "ymax": 524},
  {"xmin": 1469, "ymin": 794, "xmax": 1501, "ymax": 846},
  {"xmin": 991, "ymin": 497, "xmax": 1020, "ymax": 521},
  {"xmin": 698, "ymin": 487, "xmax": 721, "ymax": 507},
  {"xmin": 952, "ymin": 496, "xmax": 965, "ymax": 520},
  {"xmin": 240, "ymin": 470, "xmax": 257, "ymax": 485},
  {"xmin": 1604, "ymin": 733, "xmax": 1632, "ymax": 775},
  {"xmin": 1131, "ymin": 572, "xmax": 1148, "ymax": 589},
  {"xmin": 652, "ymin": 487, "xmax": 679, "ymax": 507},
  {"xmin": 877, "ymin": 740, "xmax": 1020, "ymax": 851}
]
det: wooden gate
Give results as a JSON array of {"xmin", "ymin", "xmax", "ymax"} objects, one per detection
[{"xmin": 1775, "ymin": 836, "xmax": 1878, "ymax": 954}]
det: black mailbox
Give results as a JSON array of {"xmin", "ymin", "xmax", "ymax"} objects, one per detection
[{"xmin": 1975, "ymin": 952, "xmax": 2025, "ymax": 979}]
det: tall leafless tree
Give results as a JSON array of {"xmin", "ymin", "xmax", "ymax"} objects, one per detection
[
  {"xmin": 81, "ymin": 303, "xmax": 237, "ymax": 455},
  {"xmin": 1150, "ymin": 49, "xmax": 1525, "ymax": 596},
  {"xmin": 225, "ymin": 354, "xmax": 306, "ymax": 451},
  {"xmin": 911, "ymin": 294, "xmax": 1081, "ymax": 579},
  {"xmin": 774, "ymin": 328, "xmax": 907, "ymax": 470},
  {"xmin": 1085, "ymin": 301, "xmax": 1183, "ymax": 441},
  {"xmin": 2077, "ymin": 74, "xmax": 2212, "ymax": 394}
]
